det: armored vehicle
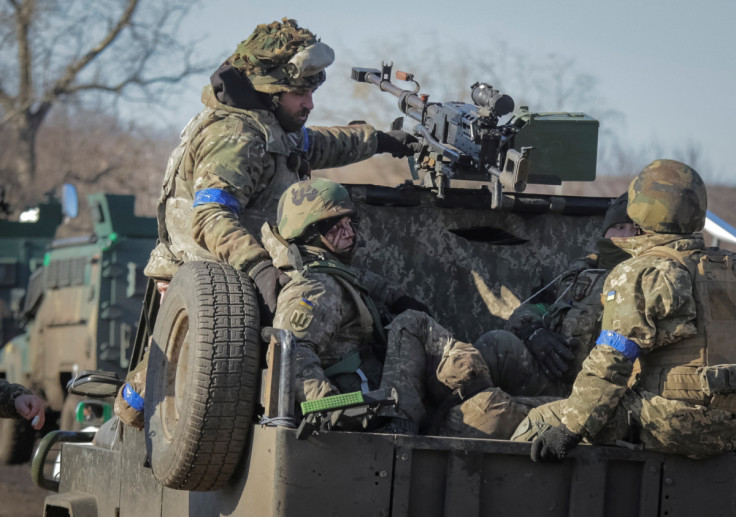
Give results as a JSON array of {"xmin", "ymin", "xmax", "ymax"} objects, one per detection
[
  {"xmin": 0, "ymin": 193, "xmax": 63, "ymax": 348},
  {"xmin": 35, "ymin": 67, "xmax": 736, "ymax": 516},
  {"xmin": 0, "ymin": 192, "xmax": 157, "ymax": 464}
]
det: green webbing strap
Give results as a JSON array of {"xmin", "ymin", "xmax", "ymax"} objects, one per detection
[
  {"xmin": 300, "ymin": 391, "xmax": 364, "ymax": 415},
  {"xmin": 303, "ymin": 260, "xmax": 387, "ymax": 346},
  {"xmin": 323, "ymin": 350, "xmax": 362, "ymax": 377}
]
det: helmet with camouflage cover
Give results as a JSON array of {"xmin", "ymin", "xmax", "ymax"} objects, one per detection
[
  {"xmin": 278, "ymin": 179, "xmax": 356, "ymax": 240},
  {"xmin": 226, "ymin": 18, "xmax": 334, "ymax": 94},
  {"xmin": 627, "ymin": 159, "xmax": 707, "ymax": 234}
]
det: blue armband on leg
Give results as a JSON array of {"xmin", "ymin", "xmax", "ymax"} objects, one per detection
[
  {"xmin": 192, "ymin": 189, "xmax": 241, "ymax": 214},
  {"xmin": 122, "ymin": 383, "xmax": 145, "ymax": 412},
  {"xmin": 596, "ymin": 330, "xmax": 640, "ymax": 361}
]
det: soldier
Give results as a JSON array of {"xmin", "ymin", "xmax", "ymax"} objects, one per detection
[
  {"xmin": 512, "ymin": 159, "xmax": 736, "ymax": 461},
  {"xmin": 442, "ymin": 193, "xmax": 637, "ymax": 439},
  {"xmin": 0, "ymin": 379, "xmax": 45, "ymax": 430},
  {"xmin": 264, "ymin": 178, "xmax": 493, "ymax": 434},
  {"xmin": 143, "ymin": 17, "xmax": 420, "ymax": 318},
  {"xmin": 116, "ymin": 19, "xmax": 420, "ymax": 428}
]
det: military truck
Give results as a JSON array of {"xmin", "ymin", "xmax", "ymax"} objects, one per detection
[
  {"xmin": 35, "ymin": 68, "xmax": 736, "ymax": 516},
  {"xmin": 0, "ymin": 192, "xmax": 63, "ymax": 348},
  {"xmin": 0, "ymin": 191, "xmax": 157, "ymax": 464}
]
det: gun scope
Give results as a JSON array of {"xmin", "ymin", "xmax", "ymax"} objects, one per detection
[{"xmin": 470, "ymin": 83, "xmax": 514, "ymax": 117}]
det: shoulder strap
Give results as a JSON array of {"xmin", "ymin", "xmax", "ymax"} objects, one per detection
[{"xmin": 303, "ymin": 260, "xmax": 387, "ymax": 346}]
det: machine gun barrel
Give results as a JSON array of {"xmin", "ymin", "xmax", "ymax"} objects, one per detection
[{"xmin": 351, "ymin": 66, "xmax": 426, "ymax": 122}]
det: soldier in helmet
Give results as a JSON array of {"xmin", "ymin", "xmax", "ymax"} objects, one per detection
[
  {"xmin": 512, "ymin": 159, "xmax": 736, "ymax": 461},
  {"xmin": 263, "ymin": 178, "xmax": 493, "ymax": 434},
  {"xmin": 143, "ymin": 18, "xmax": 421, "ymax": 320},
  {"xmin": 0, "ymin": 379, "xmax": 45, "ymax": 430},
  {"xmin": 441, "ymin": 192, "xmax": 636, "ymax": 439}
]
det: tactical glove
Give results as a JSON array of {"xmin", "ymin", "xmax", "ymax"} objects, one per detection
[
  {"xmin": 530, "ymin": 424, "xmax": 581, "ymax": 462},
  {"xmin": 389, "ymin": 295, "xmax": 432, "ymax": 316},
  {"xmin": 375, "ymin": 130, "xmax": 423, "ymax": 158},
  {"xmin": 525, "ymin": 328, "xmax": 576, "ymax": 379},
  {"xmin": 249, "ymin": 260, "xmax": 291, "ymax": 322}
]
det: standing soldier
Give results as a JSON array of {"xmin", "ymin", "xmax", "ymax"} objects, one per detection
[
  {"xmin": 513, "ymin": 159, "xmax": 736, "ymax": 461},
  {"xmin": 442, "ymin": 193, "xmax": 636, "ymax": 439},
  {"xmin": 0, "ymin": 378, "xmax": 45, "ymax": 430}
]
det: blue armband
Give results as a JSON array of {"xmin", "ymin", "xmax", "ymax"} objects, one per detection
[
  {"xmin": 122, "ymin": 383, "xmax": 145, "ymax": 412},
  {"xmin": 596, "ymin": 330, "xmax": 640, "ymax": 361},
  {"xmin": 192, "ymin": 189, "xmax": 241, "ymax": 214},
  {"xmin": 301, "ymin": 127, "xmax": 310, "ymax": 152}
]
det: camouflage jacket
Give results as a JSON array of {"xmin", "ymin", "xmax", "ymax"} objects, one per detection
[
  {"xmin": 561, "ymin": 233, "xmax": 706, "ymax": 438},
  {"xmin": 144, "ymin": 85, "xmax": 379, "ymax": 280},
  {"xmin": 0, "ymin": 378, "xmax": 31, "ymax": 419},
  {"xmin": 262, "ymin": 223, "xmax": 407, "ymax": 402},
  {"xmin": 506, "ymin": 254, "xmax": 610, "ymax": 385}
]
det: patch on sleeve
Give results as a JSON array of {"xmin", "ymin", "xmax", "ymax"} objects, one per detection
[
  {"xmin": 289, "ymin": 309, "xmax": 314, "ymax": 331},
  {"xmin": 606, "ymin": 290, "xmax": 616, "ymax": 301}
]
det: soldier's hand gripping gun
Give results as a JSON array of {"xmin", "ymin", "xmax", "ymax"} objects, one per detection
[
  {"xmin": 352, "ymin": 63, "xmax": 599, "ymax": 207},
  {"xmin": 295, "ymin": 388, "xmax": 398, "ymax": 440}
]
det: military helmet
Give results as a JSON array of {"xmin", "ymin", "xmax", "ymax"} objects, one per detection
[
  {"xmin": 601, "ymin": 192, "xmax": 631, "ymax": 236},
  {"xmin": 227, "ymin": 18, "xmax": 334, "ymax": 94},
  {"xmin": 627, "ymin": 159, "xmax": 707, "ymax": 234},
  {"xmin": 277, "ymin": 179, "xmax": 356, "ymax": 240}
]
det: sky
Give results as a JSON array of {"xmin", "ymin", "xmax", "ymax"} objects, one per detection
[{"xmin": 150, "ymin": 0, "xmax": 736, "ymax": 185}]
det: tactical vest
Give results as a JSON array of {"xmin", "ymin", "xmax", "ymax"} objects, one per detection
[
  {"xmin": 301, "ymin": 259, "xmax": 388, "ymax": 395},
  {"xmin": 635, "ymin": 246, "xmax": 736, "ymax": 411}
]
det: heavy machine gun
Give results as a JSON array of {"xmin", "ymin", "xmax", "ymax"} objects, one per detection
[{"xmin": 352, "ymin": 62, "xmax": 599, "ymax": 207}]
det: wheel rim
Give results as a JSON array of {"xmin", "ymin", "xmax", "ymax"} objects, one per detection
[{"xmin": 163, "ymin": 308, "xmax": 190, "ymax": 441}]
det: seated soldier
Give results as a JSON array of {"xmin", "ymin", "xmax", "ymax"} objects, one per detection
[
  {"xmin": 513, "ymin": 159, "xmax": 736, "ymax": 461},
  {"xmin": 442, "ymin": 192, "xmax": 637, "ymax": 439},
  {"xmin": 263, "ymin": 178, "xmax": 493, "ymax": 434}
]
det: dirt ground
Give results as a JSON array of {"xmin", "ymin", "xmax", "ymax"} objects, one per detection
[{"xmin": 0, "ymin": 463, "xmax": 48, "ymax": 517}]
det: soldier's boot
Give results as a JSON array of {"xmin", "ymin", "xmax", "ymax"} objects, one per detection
[{"xmin": 441, "ymin": 388, "xmax": 560, "ymax": 439}]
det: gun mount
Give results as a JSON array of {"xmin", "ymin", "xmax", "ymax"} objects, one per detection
[{"xmin": 352, "ymin": 62, "xmax": 599, "ymax": 207}]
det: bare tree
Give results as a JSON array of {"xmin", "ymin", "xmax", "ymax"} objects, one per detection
[{"xmin": 0, "ymin": 0, "xmax": 209, "ymax": 205}]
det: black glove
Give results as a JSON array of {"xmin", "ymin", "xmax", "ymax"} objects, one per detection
[
  {"xmin": 249, "ymin": 260, "xmax": 290, "ymax": 322},
  {"xmin": 375, "ymin": 130, "xmax": 423, "ymax": 158},
  {"xmin": 525, "ymin": 328, "xmax": 576, "ymax": 379},
  {"xmin": 389, "ymin": 295, "xmax": 432, "ymax": 316},
  {"xmin": 530, "ymin": 424, "xmax": 581, "ymax": 462}
]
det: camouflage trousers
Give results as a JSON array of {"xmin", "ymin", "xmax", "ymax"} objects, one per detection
[
  {"xmin": 511, "ymin": 388, "xmax": 736, "ymax": 459},
  {"xmin": 440, "ymin": 330, "xmax": 562, "ymax": 439},
  {"xmin": 378, "ymin": 310, "xmax": 491, "ymax": 429}
]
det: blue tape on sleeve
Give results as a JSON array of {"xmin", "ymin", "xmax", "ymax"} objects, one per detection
[
  {"xmin": 192, "ymin": 189, "xmax": 241, "ymax": 214},
  {"xmin": 301, "ymin": 127, "xmax": 310, "ymax": 152},
  {"xmin": 596, "ymin": 330, "xmax": 640, "ymax": 361},
  {"xmin": 122, "ymin": 383, "xmax": 145, "ymax": 412}
]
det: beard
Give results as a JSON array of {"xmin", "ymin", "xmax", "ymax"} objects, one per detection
[{"xmin": 274, "ymin": 104, "xmax": 310, "ymax": 132}]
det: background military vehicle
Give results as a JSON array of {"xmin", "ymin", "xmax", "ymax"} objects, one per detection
[
  {"xmin": 0, "ymin": 189, "xmax": 156, "ymax": 464},
  {"xmin": 35, "ymin": 68, "xmax": 736, "ymax": 516}
]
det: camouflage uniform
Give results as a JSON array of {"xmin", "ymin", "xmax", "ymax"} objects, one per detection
[
  {"xmin": 442, "ymin": 194, "xmax": 632, "ymax": 439},
  {"xmin": 263, "ymin": 223, "xmax": 490, "ymax": 429},
  {"xmin": 144, "ymin": 20, "xmax": 379, "ymax": 281},
  {"xmin": 266, "ymin": 179, "xmax": 491, "ymax": 432},
  {"xmin": 0, "ymin": 378, "xmax": 32, "ymax": 419},
  {"xmin": 513, "ymin": 160, "xmax": 736, "ymax": 459}
]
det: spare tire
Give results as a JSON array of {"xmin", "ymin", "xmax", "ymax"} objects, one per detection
[{"xmin": 144, "ymin": 261, "xmax": 260, "ymax": 491}]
